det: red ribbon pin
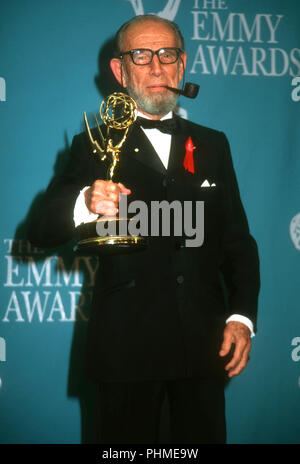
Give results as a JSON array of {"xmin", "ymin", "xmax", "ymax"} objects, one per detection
[{"xmin": 183, "ymin": 136, "xmax": 195, "ymax": 174}]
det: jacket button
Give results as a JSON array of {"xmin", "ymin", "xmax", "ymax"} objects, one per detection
[
  {"xmin": 162, "ymin": 178, "xmax": 167, "ymax": 187},
  {"xmin": 176, "ymin": 275, "xmax": 184, "ymax": 284}
]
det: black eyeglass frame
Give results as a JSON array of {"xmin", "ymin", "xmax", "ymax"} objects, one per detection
[{"xmin": 119, "ymin": 47, "xmax": 184, "ymax": 65}]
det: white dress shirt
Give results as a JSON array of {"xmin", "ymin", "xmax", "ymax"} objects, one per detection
[{"xmin": 73, "ymin": 111, "xmax": 255, "ymax": 336}]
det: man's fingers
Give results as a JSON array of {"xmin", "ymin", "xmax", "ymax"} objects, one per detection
[
  {"xmin": 93, "ymin": 200, "xmax": 118, "ymax": 216},
  {"xmin": 225, "ymin": 338, "xmax": 247, "ymax": 371},
  {"xmin": 226, "ymin": 341, "xmax": 251, "ymax": 378},
  {"xmin": 118, "ymin": 182, "xmax": 131, "ymax": 195},
  {"xmin": 219, "ymin": 321, "xmax": 252, "ymax": 378},
  {"xmin": 85, "ymin": 180, "xmax": 131, "ymax": 214},
  {"xmin": 219, "ymin": 331, "xmax": 233, "ymax": 357}
]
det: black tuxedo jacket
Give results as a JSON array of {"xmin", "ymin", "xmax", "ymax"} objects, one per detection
[{"xmin": 28, "ymin": 115, "xmax": 260, "ymax": 382}]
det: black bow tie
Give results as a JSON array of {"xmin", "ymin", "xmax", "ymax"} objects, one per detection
[{"xmin": 136, "ymin": 116, "xmax": 178, "ymax": 135}]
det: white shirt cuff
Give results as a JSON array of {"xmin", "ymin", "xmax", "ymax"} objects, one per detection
[
  {"xmin": 73, "ymin": 186, "xmax": 98, "ymax": 227},
  {"xmin": 226, "ymin": 314, "xmax": 255, "ymax": 337}
]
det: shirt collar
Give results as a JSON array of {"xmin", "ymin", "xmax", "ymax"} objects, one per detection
[{"xmin": 136, "ymin": 110, "xmax": 173, "ymax": 121}]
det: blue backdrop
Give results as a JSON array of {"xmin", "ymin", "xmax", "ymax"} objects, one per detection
[{"xmin": 1, "ymin": 0, "xmax": 300, "ymax": 444}]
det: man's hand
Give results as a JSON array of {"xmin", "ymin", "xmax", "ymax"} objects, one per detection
[
  {"xmin": 84, "ymin": 180, "xmax": 131, "ymax": 216},
  {"xmin": 219, "ymin": 321, "xmax": 251, "ymax": 378}
]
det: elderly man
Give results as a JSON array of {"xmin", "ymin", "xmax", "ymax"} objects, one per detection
[{"xmin": 29, "ymin": 15, "xmax": 260, "ymax": 444}]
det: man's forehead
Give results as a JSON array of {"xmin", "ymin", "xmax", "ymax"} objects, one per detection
[{"xmin": 122, "ymin": 20, "xmax": 178, "ymax": 49}]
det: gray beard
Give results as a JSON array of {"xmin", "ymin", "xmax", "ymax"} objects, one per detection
[{"xmin": 126, "ymin": 81, "xmax": 178, "ymax": 116}]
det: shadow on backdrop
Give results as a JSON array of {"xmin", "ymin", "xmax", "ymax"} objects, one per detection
[
  {"xmin": 95, "ymin": 36, "xmax": 124, "ymax": 97},
  {"xmin": 13, "ymin": 131, "xmax": 98, "ymax": 443}
]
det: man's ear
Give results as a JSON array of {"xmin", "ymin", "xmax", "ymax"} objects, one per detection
[{"xmin": 110, "ymin": 58, "xmax": 127, "ymax": 88}]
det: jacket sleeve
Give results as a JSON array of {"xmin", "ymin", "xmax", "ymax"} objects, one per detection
[
  {"xmin": 219, "ymin": 132, "xmax": 260, "ymax": 331},
  {"xmin": 27, "ymin": 133, "xmax": 101, "ymax": 248}
]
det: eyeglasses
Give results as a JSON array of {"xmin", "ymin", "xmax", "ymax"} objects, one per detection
[{"xmin": 119, "ymin": 47, "xmax": 183, "ymax": 65}]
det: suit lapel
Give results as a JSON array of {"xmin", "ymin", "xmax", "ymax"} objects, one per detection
[
  {"xmin": 122, "ymin": 116, "xmax": 201, "ymax": 178},
  {"xmin": 167, "ymin": 115, "xmax": 187, "ymax": 174},
  {"xmin": 124, "ymin": 124, "xmax": 166, "ymax": 175}
]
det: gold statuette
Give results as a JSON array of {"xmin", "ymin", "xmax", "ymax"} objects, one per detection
[{"xmin": 74, "ymin": 92, "xmax": 147, "ymax": 255}]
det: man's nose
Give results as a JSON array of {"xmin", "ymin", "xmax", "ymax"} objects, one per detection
[{"xmin": 149, "ymin": 54, "xmax": 163, "ymax": 76}]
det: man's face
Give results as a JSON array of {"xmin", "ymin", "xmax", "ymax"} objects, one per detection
[{"xmin": 111, "ymin": 20, "xmax": 187, "ymax": 118}]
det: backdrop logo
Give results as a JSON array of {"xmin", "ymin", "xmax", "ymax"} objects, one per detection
[
  {"xmin": 291, "ymin": 77, "xmax": 300, "ymax": 102},
  {"xmin": 1, "ymin": 239, "xmax": 98, "ymax": 323},
  {"xmin": 290, "ymin": 213, "xmax": 300, "ymax": 251},
  {"xmin": 0, "ymin": 337, "xmax": 6, "ymax": 362},
  {"xmin": 0, "ymin": 77, "xmax": 6, "ymax": 102},
  {"xmin": 190, "ymin": 0, "xmax": 300, "ymax": 77},
  {"xmin": 124, "ymin": 0, "xmax": 181, "ymax": 20}
]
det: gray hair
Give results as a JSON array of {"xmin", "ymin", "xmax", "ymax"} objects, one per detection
[{"xmin": 114, "ymin": 15, "xmax": 185, "ymax": 57}]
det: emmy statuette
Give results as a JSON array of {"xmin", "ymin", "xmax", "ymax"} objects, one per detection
[{"xmin": 74, "ymin": 92, "xmax": 147, "ymax": 255}]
